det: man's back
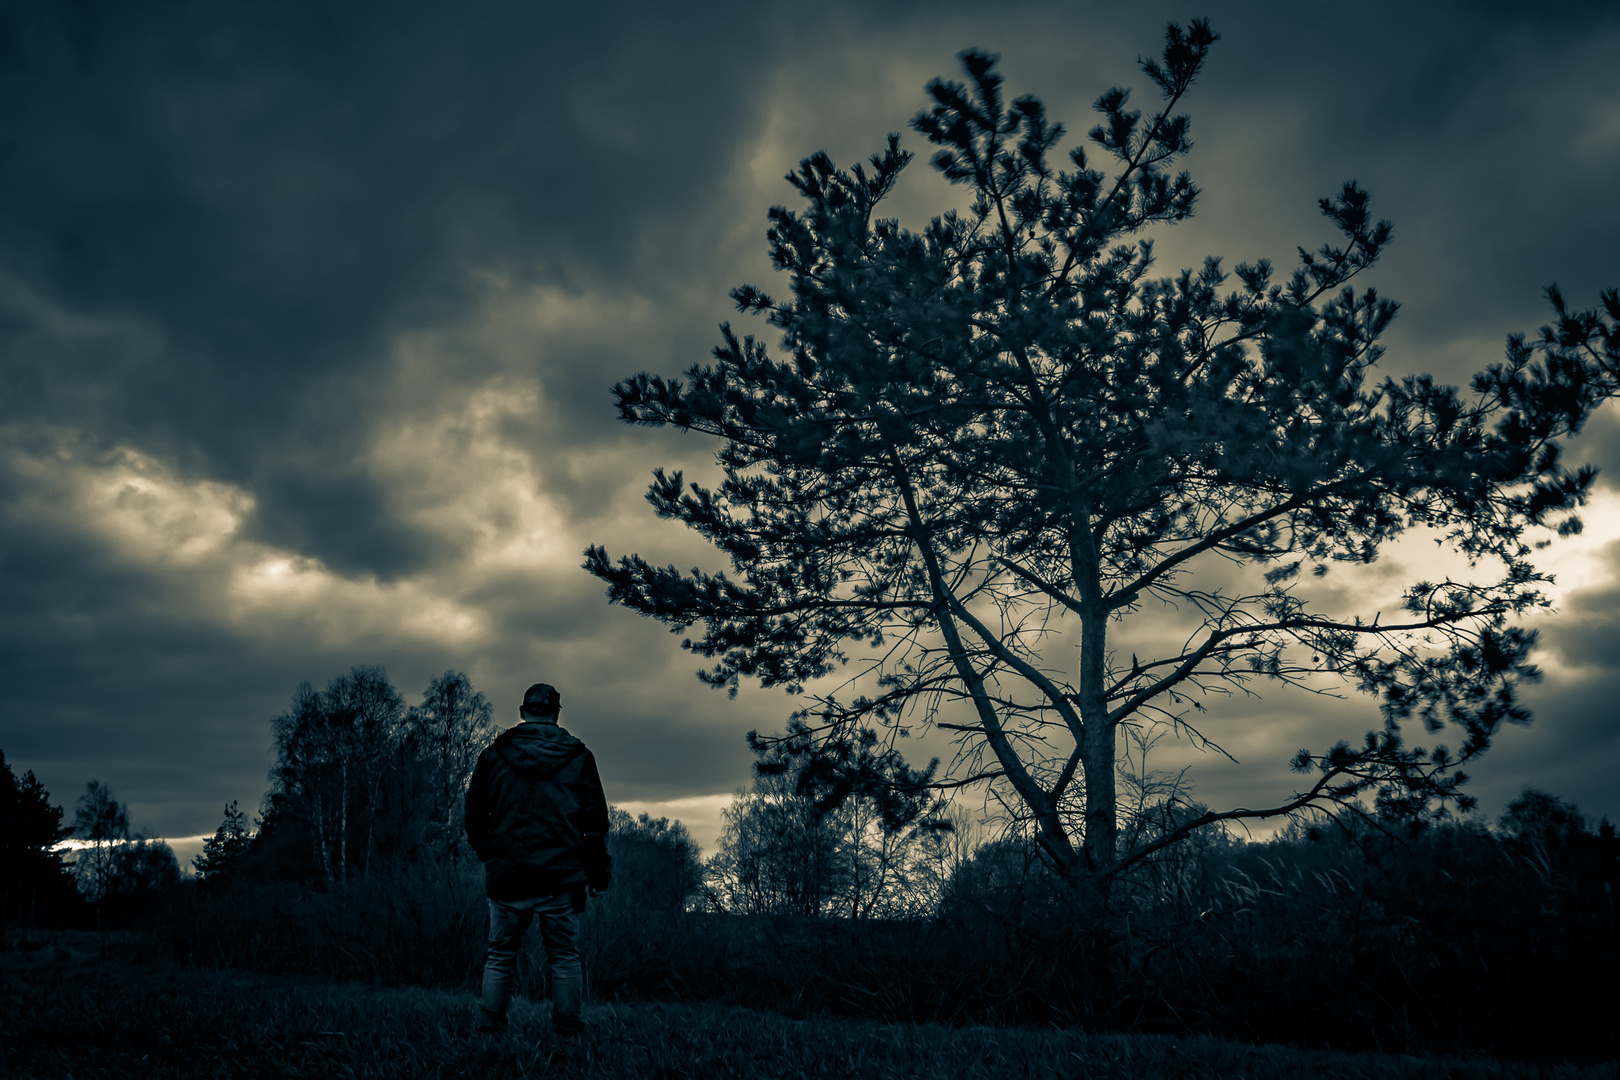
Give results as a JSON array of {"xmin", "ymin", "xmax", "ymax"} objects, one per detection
[{"xmin": 465, "ymin": 722, "xmax": 609, "ymax": 900}]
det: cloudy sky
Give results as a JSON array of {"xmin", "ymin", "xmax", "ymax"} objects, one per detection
[{"xmin": 3, "ymin": 0, "xmax": 1618, "ymax": 857}]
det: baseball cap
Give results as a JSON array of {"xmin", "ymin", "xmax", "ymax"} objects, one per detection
[{"xmin": 521, "ymin": 682, "xmax": 561, "ymax": 716}]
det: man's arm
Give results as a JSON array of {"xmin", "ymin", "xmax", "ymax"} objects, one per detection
[
  {"xmin": 579, "ymin": 750, "xmax": 611, "ymax": 891},
  {"xmin": 578, "ymin": 751, "xmax": 609, "ymax": 835},
  {"xmin": 464, "ymin": 750, "xmax": 493, "ymax": 861}
]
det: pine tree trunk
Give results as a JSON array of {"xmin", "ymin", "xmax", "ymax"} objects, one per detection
[{"xmin": 1074, "ymin": 509, "xmax": 1116, "ymax": 904}]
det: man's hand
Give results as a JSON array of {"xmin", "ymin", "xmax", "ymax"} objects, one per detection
[
  {"xmin": 583, "ymin": 833, "xmax": 612, "ymax": 892},
  {"xmin": 585, "ymin": 857, "xmax": 612, "ymax": 892}
]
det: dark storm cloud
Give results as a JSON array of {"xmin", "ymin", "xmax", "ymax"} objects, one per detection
[
  {"xmin": 1541, "ymin": 543, "xmax": 1620, "ymax": 672},
  {"xmin": 2, "ymin": 0, "xmax": 1618, "ymax": 843},
  {"xmin": 1040, "ymin": 3, "xmax": 1620, "ymax": 398},
  {"xmin": 0, "ymin": 0, "xmax": 804, "ymax": 576},
  {"xmin": 1462, "ymin": 667, "xmax": 1620, "ymax": 829},
  {"xmin": 0, "ymin": 507, "xmax": 303, "ymax": 834},
  {"xmin": 1571, "ymin": 405, "xmax": 1620, "ymax": 489}
]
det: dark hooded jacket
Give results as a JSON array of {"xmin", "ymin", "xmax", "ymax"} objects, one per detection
[{"xmin": 464, "ymin": 721, "xmax": 610, "ymax": 900}]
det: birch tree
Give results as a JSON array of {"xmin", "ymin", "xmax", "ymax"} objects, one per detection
[
  {"xmin": 72, "ymin": 779, "xmax": 129, "ymax": 903},
  {"xmin": 411, "ymin": 670, "xmax": 497, "ymax": 858}
]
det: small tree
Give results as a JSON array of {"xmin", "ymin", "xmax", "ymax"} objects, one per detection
[
  {"xmin": 907, "ymin": 803, "xmax": 982, "ymax": 916},
  {"xmin": 410, "ymin": 670, "xmax": 497, "ymax": 858},
  {"xmin": 73, "ymin": 779, "xmax": 130, "ymax": 904},
  {"xmin": 751, "ymin": 720, "xmax": 940, "ymax": 918},
  {"xmin": 323, "ymin": 665, "xmax": 407, "ymax": 880},
  {"xmin": 607, "ymin": 808, "xmax": 704, "ymax": 915},
  {"xmin": 587, "ymin": 23, "xmax": 1594, "ymax": 905},
  {"xmin": 1495, "ymin": 787, "xmax": 1607, "ymax": 888},
  {"xmin": 102, "ymin": 839, "xmax": 181, "ymax": 919},
  {"xmin": 0, "ymin": 750, "xmax": 78, "ymax": 927},
  {"xmin": 707, "ymin": 776, "xmax": 842, "ymax": 917},
  {"xmin": 266, "ymin": 666, "xmax": 409, "ymax": 885},
  {"xmin": 266, "ymin": 680, "xmax": 335, "ymax": 884},
  {"xmin": 192, "ymin": 800, "xmax": 253, "ymax": 886},
  {"xmin": 706, "ymin": 723, "xmax": 940, "ymax": 917}
]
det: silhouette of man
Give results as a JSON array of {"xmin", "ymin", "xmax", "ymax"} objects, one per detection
[{"xmin": 465, "ymin": 682, "xmax": 611, "ymax": 1035}]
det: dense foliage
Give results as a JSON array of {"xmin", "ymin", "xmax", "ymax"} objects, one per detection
[
  {"xmin": 72, "ymin": 778, "xmax": 131, "ymax": 904},
  {"xmin": 192, "ymin": 801, "xmax": 253, "ymax": 886},
  {"xmin": 706, "ymin": 721, "xmax": 947, "ymax": 918},
  {"xmin": 0, "ymin": 750, "xmax": 77, "ymax": 928},
  {"xmin": 133, "ymin": 780, "xmax": 1615, "ymax": 1062},
  {"xmin": 256, "ymin": 667, "xmax": 497, "ymax": 885}
]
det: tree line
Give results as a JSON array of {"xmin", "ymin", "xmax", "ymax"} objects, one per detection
[
  {"xmin": 4, "ymin": 663, "xmax": 1614, "ymax": 1059},
  {"xmin": 4, "ymin": 655, "xmax": 1616, "ymax": 936},
  {"xmin": 0, "ymin": 667, "xmax": 506, "ymax": 920},
  {"xmin": 0, "ymin": 752, "xmax": 181, "ymax": 928},
  {"xmin": 1, "ymin": 665, "xmax": 707, "ymax": 925},
  {"xmin": 2, "ymin": 658, "xmax": 1228, "ymax": 927},
  {"xmin": 250, "ymin": 667, "xmax": 497, "ymax": 887},
  {"xmin": 244, "ymin": 666, "xmax": 957, "ymax": 919}
]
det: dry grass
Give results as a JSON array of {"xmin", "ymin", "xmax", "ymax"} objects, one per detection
[{"xmin": 2, "ymin": 930, "xmax": 1609, "ymax": 1080}]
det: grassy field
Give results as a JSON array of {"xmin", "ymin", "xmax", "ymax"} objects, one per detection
[{"xmin": 1, "ymin": 931, "xmax": 1610, "ymax": 1080}]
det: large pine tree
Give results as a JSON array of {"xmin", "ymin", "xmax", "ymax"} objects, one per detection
[{"xmin": 587, "ymin": 23, "xmax": 1595, "ymax": 897}]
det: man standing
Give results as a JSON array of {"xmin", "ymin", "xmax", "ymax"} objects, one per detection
[{"xmin": 465, "ymin": 682, "xmax": 611, "ymax": 1035}]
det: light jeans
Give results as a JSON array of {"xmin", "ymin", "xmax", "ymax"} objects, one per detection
[{"xmin": 481, "ymin": 893, "xmax": 582, "ymax": 1030}]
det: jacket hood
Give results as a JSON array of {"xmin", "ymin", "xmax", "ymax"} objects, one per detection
[{"xmin": 492, "ymin": 722, "xmax": 586, "ymax": 778}]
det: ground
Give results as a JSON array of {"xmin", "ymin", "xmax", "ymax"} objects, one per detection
[{"xmin": 1, "ymin": 930, "xmax": 1607, "ymax": 1080}]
